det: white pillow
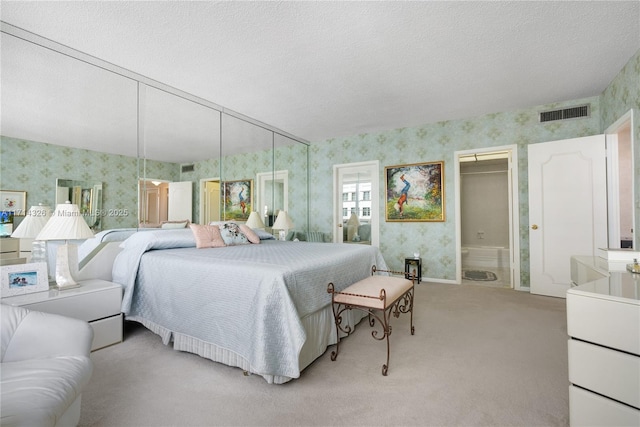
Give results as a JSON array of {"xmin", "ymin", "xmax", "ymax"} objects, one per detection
[{"xmin": 161, "ymin": 220, "xmax": 189, "ymax": 229}]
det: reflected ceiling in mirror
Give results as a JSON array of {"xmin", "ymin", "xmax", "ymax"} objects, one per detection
[
  {"xmin": 141, "ymin": 85, "xmax": 221, "ymax": 163},
  {"xmin": 221, "ymin": 113, "xmax": 272, "ymax": 157},
  {"xmin": 0, "ymin": 32, "xmax": 138, "ymax": 158}
]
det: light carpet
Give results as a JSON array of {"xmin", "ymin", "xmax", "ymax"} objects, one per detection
[{"xmin": 79, "ymin": 282, "xmax": 569, "ymax": 427}]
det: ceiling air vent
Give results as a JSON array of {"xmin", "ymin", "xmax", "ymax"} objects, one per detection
[
  {"xmin": 181, "ymin": 164, "xmax": 195, "ymax": 173},
  {"xmin": 539, "ymin": 104, "xmax": 590, "ymax": 123}
]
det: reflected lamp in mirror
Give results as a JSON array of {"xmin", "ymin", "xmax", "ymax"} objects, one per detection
[
  {"xmin": 36, "ymin": 202, "xmax": 94, "ymax": 289},
  {"xmin": 272, "ymin": 210, "xmax": 294, "ymax": 241},
  {"xmin": 347, "ymin": 213, "xmax": 361, "ymax": 242},
  {"xmin": 245, "ymin": 211, "xmax": 265, "ymax": 230},
  {"xmin": 11, "ymin": 204, "xmax": 52, "ymax": 264}
]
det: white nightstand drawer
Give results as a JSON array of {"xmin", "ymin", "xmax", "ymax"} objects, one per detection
[
  {"xmin": 569, "ymin": 339, "xmax": 640, "ymax": 408},
  {"xmin": 91, "ymin": 314, "xmax": 123, "ymax": 351},
  {"xmin": 21, "ymin": 285, "xmax": 121, "ymax": 322},
  {"xmin": 570, "ymin": 385, "xmax": 640, "ymax": 426}
]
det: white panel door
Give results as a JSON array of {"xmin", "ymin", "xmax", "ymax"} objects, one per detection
[
  {"xmin": 528, "ymin": 135, "xmax": 607, "ymax": 297},
  {"xmin": 168, "ymin": 181, "xmax": 193, "ymax": 222}
]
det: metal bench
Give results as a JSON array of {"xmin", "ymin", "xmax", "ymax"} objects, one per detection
[{"xmin": 327, "ymin": 265, "xmax": 415, "ymax": 376}]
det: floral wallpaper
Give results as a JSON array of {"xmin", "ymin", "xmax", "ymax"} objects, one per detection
[
  {"xmin": 2, "ymin": 47, "xmax": 637, "ymax": 289},
  {"xmin": 308, "ymin": 48, "xmax": 639, "ymax": 284},
  {"xmin": 308, "ymin": 96, "xmax": 602, "ymax": 284},
  {"xmin": 0, "ymin": 136, "xmax": 180, "ymax": 230},
  {"xmin": 175, "ymin": 139, "xmax": 309, "ymax": 228}
]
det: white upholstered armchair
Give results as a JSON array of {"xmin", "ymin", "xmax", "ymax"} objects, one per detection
[{"xmin": 1, "ymin": 304, "xmax": 94, "ymax": 427}]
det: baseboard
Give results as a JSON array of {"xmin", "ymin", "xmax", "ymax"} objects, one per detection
[{"xmin": 420, "ymin": 277, "xmax": 458, "ymax": 285}]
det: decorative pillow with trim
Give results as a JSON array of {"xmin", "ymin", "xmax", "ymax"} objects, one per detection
[
  {"xmin": 218, "ymin": 222, "xmax": 250, "ymax": 246},
  {"xmin": 239, "ymin": 224, "xmax": 260, "ymax": 244},
  {"xmin": 189, "ymin": 224, "xmax": 226, "ymax": 249}
]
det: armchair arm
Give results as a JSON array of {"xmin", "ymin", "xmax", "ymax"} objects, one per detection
[{"xmin": 2, "ymin": 306, "xmax": 93, "ymax": 362}]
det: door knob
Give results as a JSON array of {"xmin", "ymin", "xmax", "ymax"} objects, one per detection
[{"xmin": 531, "ymin": 224, "xmax": 539, "ymax": 230}]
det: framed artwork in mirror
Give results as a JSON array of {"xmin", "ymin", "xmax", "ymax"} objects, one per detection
[
  {"xmin": 385, "ymin": 161, "xmax": 444, "ymax": 222},
  {"xmin": 222, "ymin": 180, "xmax": 253, "ymax": 221},
  {"xmin": 80, "ymin": 188, "xmax": 92, "ymax": 214},
  {"xmin": 0, "ymin": 190, "xmax": 26, "ymax": 216}
]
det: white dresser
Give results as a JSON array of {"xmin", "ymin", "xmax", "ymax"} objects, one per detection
[{"xmin": 567, "ymin": 257, "xmax": 640, "ymax": 426}]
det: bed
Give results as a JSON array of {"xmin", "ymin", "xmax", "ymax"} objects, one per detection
[{"xmin": 111, "ymin": 228, "xmax": 387, "ymax": 384}]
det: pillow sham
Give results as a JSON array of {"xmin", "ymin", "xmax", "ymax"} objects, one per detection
[
  {"xmin": 253, "ymin": 229, "xmax": 276, "ymax": 240},
  {"xmin": 239, "ymin": 224, "xmax": 260, "ymax": 244},
  {"xmin": 161, "ymin": 220, "xmax": 190, "ymax": 229},
  {"xmin": 189, "ymin": 224, "xmax": 226, "ymax": 249},
  {"xmin": 218, "ymin": 222, "xmax": 250, "ymax": 246}
]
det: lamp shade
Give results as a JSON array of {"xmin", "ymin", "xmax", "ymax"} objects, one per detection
[
  {"xmin": 272, "ymin": 210, "xmax": 294, "ymax": 230},
  {"xmin": 11, "ymin": 204, "xmax": 52, "ymax": 238},
  {"xmin": 245, "ymin": 211, "xmax": 265, "ymax": 229},
  {"xmin": 36, "ymin": 202, "xmax": 94, "ymax": 241}
]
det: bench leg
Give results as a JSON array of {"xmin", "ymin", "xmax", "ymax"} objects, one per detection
[
  {"xmin": 382, "ymin": 308, "xmax": 391, "ymax": 376},
  {"xmin": 330, "ymin": 303, "xmax": 354, "ymax": 361},
  {"xmin": 367, "ymin": 308, "xmax": 392, "ymax": 376},
  {"xmin": 392, "ymin": 286, "xmax": 415, "ymax": 335}
]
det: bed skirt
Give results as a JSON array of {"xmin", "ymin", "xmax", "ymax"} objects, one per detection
[{"xmin": 127, "ymin": 305, "xmax": 366, "ymax": 384}]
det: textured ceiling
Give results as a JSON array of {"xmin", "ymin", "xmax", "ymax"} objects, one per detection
[{"xmin": 1, "ymin": 1, "xmax": 639, "ymax": 145}]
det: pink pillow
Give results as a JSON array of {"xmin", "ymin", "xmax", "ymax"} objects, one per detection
[
  {"xmin": 189, "ymin": 224, "xmax": 226, "ymax": 249},
  {"xmin": 239, "ymin": 224, "xmax": 261, "ymax": 244}
]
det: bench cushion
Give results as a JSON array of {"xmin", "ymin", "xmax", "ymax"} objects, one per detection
[{"xmin": 333, "ymin": 276, "xmax": 413, "ymax": 310}]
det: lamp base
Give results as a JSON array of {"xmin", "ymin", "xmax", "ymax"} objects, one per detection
[
  {"xmin": 30, "ymin": 240, "xmax": 48, "ymax": 264},
  {"xmin": 55, "ymin": 243, "xmax": 81, "ymax": 290}
]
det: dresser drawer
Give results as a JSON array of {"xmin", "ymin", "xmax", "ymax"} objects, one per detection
[
  {"xmin": 567, "ymin": 292, "xmax": 640, "ymax": 356},
  {"xmin": 0, "ymin": 238, "xmax": 20, "ymax": 254},
  {"xmin": 570, "ymin": 385, "xmax": 640, "ymax": 426},
  {"xmin": 90, "ymin": 314, "xmax": 123, "ymax": 351},
  {"xmin": 569, "ymin": 339, "xmax": 640, "ymax": 409}
]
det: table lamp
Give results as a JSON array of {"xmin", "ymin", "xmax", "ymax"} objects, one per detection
[
  {"xmin": 272, "ymin": 210, "xmax": 294, "ymax": 241},
  {"xmin": 11, "ymin": 204, "xmax": 52, "ymax": 263},
  {"xmin": 245, "ymin": 211, "xmax": 266, "ymax": 230},
  {"xmin": 36, "ymin": 201, "xmax": 94, "ymax": 289}
]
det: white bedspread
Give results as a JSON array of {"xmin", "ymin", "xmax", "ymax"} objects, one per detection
[{"xmin": 111, "ymin": 229, "xmax": 387, "ymax": 382}]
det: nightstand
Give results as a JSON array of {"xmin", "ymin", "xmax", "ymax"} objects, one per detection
[
  {"xmin": 2, "ymin": 279, "xmax": 123, "ymax": 351},
  {"xmin": 404, "ymin": 257, "xmax": 422, "ymax": 283}
]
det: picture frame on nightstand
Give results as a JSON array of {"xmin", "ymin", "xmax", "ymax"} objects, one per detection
[{"xmin": 1, "ymin": 262, "xmax": 49, "ymax": 297}]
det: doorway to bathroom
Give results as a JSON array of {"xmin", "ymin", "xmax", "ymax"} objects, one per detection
[{"xmin": 454, "ymin": 145, "xmax": 521, "ymax": 290}]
